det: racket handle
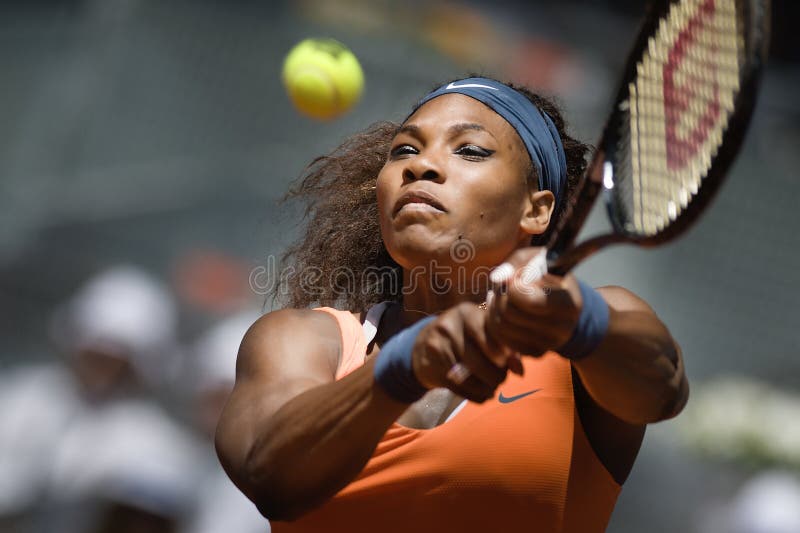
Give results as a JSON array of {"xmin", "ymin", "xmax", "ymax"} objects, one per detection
[{"xmin": 547, "ymin": 233, "xmax": 629, "ymax": 276}]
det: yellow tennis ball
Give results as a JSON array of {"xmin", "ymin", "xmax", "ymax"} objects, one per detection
[{"xmin": 282, "ymin": 38, "xmax": 364, "ymax": 121}]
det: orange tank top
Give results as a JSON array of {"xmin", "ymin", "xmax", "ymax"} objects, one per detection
[{"xmin": 271, "ymin": 306, "xmax": 621, "ymax": 533}]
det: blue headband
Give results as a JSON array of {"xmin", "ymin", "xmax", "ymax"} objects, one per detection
[{"xmin": 410, "ymin": 77, "xmax": 567, "ymax": 210}]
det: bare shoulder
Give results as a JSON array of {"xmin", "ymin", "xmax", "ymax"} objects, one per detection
[
  {"xmin": 236, "ymin": 308, "xmax": 343, "ymax": 387},
  {"xmin": 595, "ymin": 285, "xmax": 656, "ymax": 314},
  {"xmin": 216, "ymin": 308, "xmax": 345, "ymax": 481}
]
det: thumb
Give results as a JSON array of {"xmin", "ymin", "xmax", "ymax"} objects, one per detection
[{"xmin": 490, "ymin": 247, "xmax": 548, "ymax": 287}]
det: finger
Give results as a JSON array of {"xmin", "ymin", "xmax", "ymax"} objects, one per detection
[
  {"xmin": 504, "ymin": 281, "xmax": 548, "ymax": 315},
  {"xmin": 480, "ymin": 323, "xmax": 524, "ymax": 376},
  {"xmin": 485, "ymin": 328, "xmax": 523, "ymax": 376},
  {"xmin": 434, "ymin": 305, "xmax": 508, "ymax": 399},
  {"xmin": 415, "ymin": 307, "xmax": 492, "ymax": 396},
  {"xmin": 506, "ymin": 277, "xmax": 577, "ymax": 320},
  {"xmin": 464, "ymin": 301, "xmax": 522, "ymax": 376},
  {"xmin": 506, "ymin": 353, "xmax": 524, "ymax": 376},
  {"xmin": 494, "ymin": 306, "xmax": 577, "ymax": 353},
  {"xmin": 457, "ymin": 337, "xmax": 507, "ymax": 389},
  {"xmin": 487, "ymin": 325, "xmax": 552, "ymax": 356},
  {"xmin": 483, "ymin": 300, "xmax": 527, "ymax": 371},
  {"xmin": 413, "ymin": 319, "xmax": 463, "ymax": 389},
  {"xmin": 499, "ymin": 294, "xmax": 576, "ymax": 329},
  {"xmin": 516, "ymin": 248, "xmax": 548, "ymax": 286},
  {"xmin": 487, "ymin": 286, "xmax": 540, "ymax": 337},
  {"xmin": 446, "ymin": 362, "xmax": 471, "ymax": 385},
  {"xmin": 489, "ymin": 262, "xmax": 515, "ymax": 286},
  {"xmin": 487, "ymin": 290, "xmax": 574, "ymax": 354},
  {"xmin": 489, "ymin": 247, "xmax": 547, "ymax": 287},
  {"xmin": 505, "ymin": 269, "xmax": 566, "ymax": 310},
  {"xmin": 461, "ymin": 302, "xmax": 511, "ymax": 366},
  {"xmin": 485, "ymin": 287, "xmax": 509, "ymax": 348},
  {"xmin": 446, "ymin": 372, "xmax": 496, "ymax": 403}
]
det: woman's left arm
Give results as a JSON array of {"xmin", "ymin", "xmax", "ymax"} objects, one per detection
[
  {"xmin": 486, "ymin": 248, "xmax": 689, "ymax": 426},
  {"xmin": 574, "ymin": 285, "xmax": 689, "ymax": 425}
]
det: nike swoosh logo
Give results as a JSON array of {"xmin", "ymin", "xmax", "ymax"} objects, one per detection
[
  {"xmin": 498, "ymin": 389, "xmax": 542, "ymax": 404},
  {"xmin": 446, "ymin": 81, "xmax": 499, "ymax": 91}
]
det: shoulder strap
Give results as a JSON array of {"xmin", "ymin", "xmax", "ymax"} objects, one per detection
[
  {"xmin": 312, "ymin": 303, "xmax": 391, "ymax": 380},
  {"xmin": 362, "ymin": 301, "xmax": 391, "ymax": 345}
]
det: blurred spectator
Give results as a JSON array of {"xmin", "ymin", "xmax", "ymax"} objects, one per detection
[
  {"xmin": 180, "ymin": 309, "xmax": 268, "ymax": 533},
  {"xmin": 0, "ymin": 363, "xmax": 77, "ymax": 532},
  {"xmin": 48, "ymin": 398, "xmax": 201, "ymax": 533},
  {"xmin": 0, "ymin": 265, "xmax": 199, "ymax": 533},
  {"xmin": 698, "ymin": 470, "xmax": 800, "ymax": 533},
  {"xmin": 49, "ymin": 265, "xmax": 181, "ymax": 395}
]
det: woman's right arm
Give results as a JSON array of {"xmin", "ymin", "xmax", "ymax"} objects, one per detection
[{"xmin": 214, "ymin": 308, "xmax": 409, "ymax": 521}]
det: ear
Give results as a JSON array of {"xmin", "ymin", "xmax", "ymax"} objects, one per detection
[{"xmin": 519, "ymin": 189, "xmax": 555, "ymax": 236}]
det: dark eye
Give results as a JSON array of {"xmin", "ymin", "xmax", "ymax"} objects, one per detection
[
  {"xmin": 455, "ymin": 145, "xmax": 494, "ymax": 160},
  {"xmin": 389, "ymin": 144, "xmax": 418, "ymax": 158}
]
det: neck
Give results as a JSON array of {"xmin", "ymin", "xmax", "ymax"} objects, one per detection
[{"xmin": 395, "ymin": 266, "xmax": 489, "ymax": 328}]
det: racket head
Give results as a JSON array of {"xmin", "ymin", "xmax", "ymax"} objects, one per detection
[
  {"xmin": 603, "ymin": 0, "xmax": 770, "ymax": 245},
  {"xmin": 548, "ymin": 0, "xmax": 770, "ymax": 273}
]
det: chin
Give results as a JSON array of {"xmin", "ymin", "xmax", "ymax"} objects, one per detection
[{"xmin": 382, "ymin": 229, "xmax": 452, "ymax": 270}]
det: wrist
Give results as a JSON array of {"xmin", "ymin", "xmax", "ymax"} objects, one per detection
[
  {"xmin": 373, "ymin": 316, "xmax": 436, "ymax": 403},
  {"xmin": 557, "ymin": 280, "xmax": 610, "ymax": 360}
]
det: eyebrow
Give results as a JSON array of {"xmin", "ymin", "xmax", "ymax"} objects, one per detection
[{"xmin": 398, "ymin": 122, "xmax": 496, "ymax": 140}]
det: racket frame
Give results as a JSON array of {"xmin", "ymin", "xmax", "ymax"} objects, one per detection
[{"xmin": 546, "ymin": 0, "xmax": 770, "ymax": 276}]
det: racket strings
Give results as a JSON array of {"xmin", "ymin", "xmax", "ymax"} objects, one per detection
[{"xmin": 615, "ymin": 0, "xmax": 746, "ymax": 235}]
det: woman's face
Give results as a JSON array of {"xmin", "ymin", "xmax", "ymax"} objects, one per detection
[{"xmin": 377, "ymin": 93, "xmax": 542, "ymax": 270}]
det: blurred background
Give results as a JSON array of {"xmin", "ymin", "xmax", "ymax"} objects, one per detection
[{"xmin": 0, "ymin": 0, "xmax": 798, "ymax": 532}]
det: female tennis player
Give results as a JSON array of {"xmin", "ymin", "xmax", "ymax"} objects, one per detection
[{"xmin": 215, "ymin": 77, "xmax": 689, "ymax": 532}]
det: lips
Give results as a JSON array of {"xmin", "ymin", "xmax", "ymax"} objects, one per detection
[{"xmin": 393, "ymin": 189, "xmax": 447, "ymax": 215}]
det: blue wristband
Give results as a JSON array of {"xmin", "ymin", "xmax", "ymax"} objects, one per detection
[
  {"xmin": 373, "ymin": 316, "xmax": 436, "ymax": 403},
  {"xmin": 557, "ymin": 280, "xmax": 610, "ymax": 360}
]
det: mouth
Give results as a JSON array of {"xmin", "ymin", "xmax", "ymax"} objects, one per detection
[{"xmin": 393, "ymin": 189, "xmax": 447, "ymax": 216}]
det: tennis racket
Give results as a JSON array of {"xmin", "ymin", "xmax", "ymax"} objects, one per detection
[
  {"xmin": 452, "ymin": 0, "xmax": 769, "ymax": 386},
  {"xmin": 544, "ymin": 0, "xmax": 771, "ymax": 276}
]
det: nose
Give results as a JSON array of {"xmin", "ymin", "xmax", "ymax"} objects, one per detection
[{"xmin": 402, "ymin": 151, "xmax": 444, "ymax": 182}]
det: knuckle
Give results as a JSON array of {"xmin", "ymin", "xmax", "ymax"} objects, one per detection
[
  {"xmin": 457, "ymin": 301, "xmax": 475, "ymax": 312},
  {"xmin": 422, "ymin": 337, "xmax": 437, "ymax": 353},
  {"xmin": 431, "ymin": 320, "xmax": 451, "ymax": 339},
  {"xmin": 456, "ymin": 301, "xmax": 479, "ymax": 322}
]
